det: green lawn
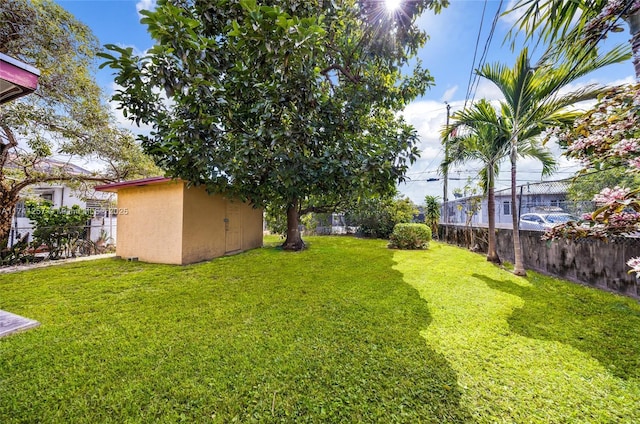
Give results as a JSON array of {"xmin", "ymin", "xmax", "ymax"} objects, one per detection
[{"xmin": 1, "ymin": 236, "xmax": 639, "ymax": 423}]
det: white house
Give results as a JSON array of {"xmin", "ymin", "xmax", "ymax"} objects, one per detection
[
  {"xmin": 7, "ymin": 159, "xmax": 117, "ymax": 248},
  {"xmin": 441, "ymin": 180, "xmax": 586, "ymax": 228}
]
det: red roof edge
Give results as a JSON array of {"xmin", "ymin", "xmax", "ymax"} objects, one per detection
[{"xmin": 95, "ymin": 176, "xmax": 177, "ymax": 192}]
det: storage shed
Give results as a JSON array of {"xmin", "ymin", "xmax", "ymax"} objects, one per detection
[{"xmin": 95, "ymin": 177, "xmax": 263, "ymax": 265}]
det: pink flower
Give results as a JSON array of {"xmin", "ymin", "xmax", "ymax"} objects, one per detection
[
  {"xmin": 613, "ymin": 139, "xmax": 639, "ymax": 156},
  {"xmin": 627, "ymin": 257, "xmax": 640, "ymax": 277},
  {"xmin": 593, "ymin": 186, "xmax": 629, "ymax": 204},
  {"xmin": 628, "ymin": 157, "xmax": 640, "ymax": 170}
]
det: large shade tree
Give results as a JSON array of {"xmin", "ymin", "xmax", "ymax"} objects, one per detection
[
  {"xmin": 472, "ymin": 46, "xmax": 627, "ymax": 275},
  {"xmin": 441, "ymin": 99, "xmax": 556, "ymax": 264},
  {"xmin": 0, "ymin": 0, "xmax": 158, "ymax": 247},
  {"xmin": 99, "ymin": 0, "xmax": 448, "ymax": 250}
]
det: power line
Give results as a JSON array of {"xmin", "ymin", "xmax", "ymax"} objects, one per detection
[
  {"xmin": 463, "ymin": 0, "xmax": 488, "ymax": 110},
  {"xmin": 468, "ymin": 0, "xmax": 504, "ymax": 106}
]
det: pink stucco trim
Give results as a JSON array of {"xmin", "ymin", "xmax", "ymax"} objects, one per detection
[
  {"xmin": 0, "ymin": 55, "xmax": 39, "ymax": 90},
  {"xmin": 0, "ymin": 53, "xmax": 40, "ymax": 104}
]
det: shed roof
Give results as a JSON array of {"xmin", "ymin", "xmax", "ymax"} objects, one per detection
[
  {"xmin": 0, "ymin": 53, "xmax": 40, "ymax": 104},
  {"xmin": 95, "ymin": 177, "xmax": 174, "ymax": 192}
]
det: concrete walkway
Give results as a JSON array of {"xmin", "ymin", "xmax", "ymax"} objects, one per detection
[
  {"xmin": 0, "ymin": 310, "xmax": 39, "ymax": 338},
  {"xmin": 1, "ymin": 253, "xmax": 116, "ymax": 338},
  {"xmin": 0, "ymin": 253, "xmax": 116, "ymax": 274}
]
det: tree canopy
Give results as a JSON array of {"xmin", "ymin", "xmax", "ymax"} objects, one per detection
[
  {"xmin": 0, "ymin": 0, "xmax": 159, "ymax": 247},
  {"xmin": 100, "ymin": 0, "xmax": 448, "ymax": 250}
]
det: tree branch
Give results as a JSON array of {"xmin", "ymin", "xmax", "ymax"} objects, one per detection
[
  {"xmin": 11, "ymin": 174, "xmax": 116, "ymax": 198},
  {"xmin": 320, "ymin": 64, "xmax": 360, "ymax": 84}
]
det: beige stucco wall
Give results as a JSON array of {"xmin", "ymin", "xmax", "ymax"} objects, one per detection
[
  {"xmin": 115, "ymin": 181, "xmax": 263, "ymax": 265},
  {"xmin": 182, "ymin": 187, "xmax": 263, "ymax": 264},
  {"xmin": 181, "ymin": 185, "xmax": 227, "ymax": 264},
  {"xmin": 115, "ymin": 181, "xmax": 184, "ymax": 264},
  {"xmin": 241, "ymin": 202, "xmax": 264, "ymax": 251}
]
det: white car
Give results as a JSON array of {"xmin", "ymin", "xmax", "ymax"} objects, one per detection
[{"xmin": 519, "ymin": 212, "xmax": 577, "ymax": 231}]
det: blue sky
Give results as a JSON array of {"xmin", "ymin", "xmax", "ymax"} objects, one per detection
[{"xmin": 56, "ymin": 0, "xmax": 637, "ymax": 204}]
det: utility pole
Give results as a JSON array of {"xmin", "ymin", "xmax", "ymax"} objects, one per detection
[
  {"xmin": 443, "ymin": 102, "xmax": 451, "ymax": 204},
  {"xmin": 442, "ymin": 103, "xmax": 451, "ymax": 236}
]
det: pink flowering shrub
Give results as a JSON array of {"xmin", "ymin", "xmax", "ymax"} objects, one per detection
[
  {"xmin": 584, "ymin": 0, "xmax": 640, "ymax": 43},
  {"xmin": 544, "ymin": 84, "xmax": 640, "ymax": 276}
]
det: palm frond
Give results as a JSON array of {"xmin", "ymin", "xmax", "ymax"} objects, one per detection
[
  {"xmin": 502, "ymin": 0, "xmax": 606, "ymax": 48},
  {"xmin": 518, "ymin": 140, "xmax": 557, "ymax": 177}
]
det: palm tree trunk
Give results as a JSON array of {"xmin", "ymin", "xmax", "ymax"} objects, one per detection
[
  {"xmin": 486, "ymin": 166, "xmax": 500, "ymax": 263},
  {"xmin": 510, "ymin": 145, "xmax": 526, "ymax": 276},
  {"xmin": 624, "ymin": 11, "xmax": 640, "ymax": 79},
  {"xmin": 282, "ymin": 198, "xmax": 305, "ymax": 251}
]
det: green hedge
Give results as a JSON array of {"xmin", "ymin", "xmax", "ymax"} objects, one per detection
[{"xmin": 388, "ymin": 223, "xmax": 432, "ymax": 250}]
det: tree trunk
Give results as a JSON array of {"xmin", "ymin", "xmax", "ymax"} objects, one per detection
[
  {"xmin": 282, "ymin": 198, "xmax": 305, "ymax": 251},
  {"xmin": 486, "ymin": 181, "xmax": 500, "ymax": 264},
  {"xmin": 0, "ymin": 191, "xmax": 18, "ymax": 249},
  {"xmin": 510, "ymin": 146, "xmax": 526, "ymax": 276},
  {"xmin": 623, "ymin": 11, "xmax": 640, "ymax": 79}
]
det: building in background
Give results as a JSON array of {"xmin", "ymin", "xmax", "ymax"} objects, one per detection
[{"xmin": 9, "ymin": 158, "xmax": 117, "ymax": 248}]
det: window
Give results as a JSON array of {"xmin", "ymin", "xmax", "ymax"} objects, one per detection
[
  {"xmin": 85, "ymin": 200, "xmax": 111, "ymax": 218},
  {"xmin": 40, "ymin": 192, "xmax": 53, "ymax": 202},
  {"xmin": 503, "ymin": 201, "xmax": 511, "ymax": 216}
]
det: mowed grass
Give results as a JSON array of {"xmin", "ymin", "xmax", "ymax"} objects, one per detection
[
  {"xmin": 1, "ymin": 237, "xmax": 640, "ymax": 423},
  {"xmin": 393, "ymin": 242, "xmax": 640, "ymax": 423},
  {"xmin": 0, "ymin": 237, "xmax": 469, "ymax": 423}
]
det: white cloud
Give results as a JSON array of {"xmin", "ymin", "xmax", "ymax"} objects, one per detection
[
  {"xmin": 398, "ymin": 99, "xmax": 470, "ymax": 203},
  {"xmin": 440, "ymin": 85, "xmax": 458, "ymax": 102},
  {"xmin": 471, "ymin": 79, "xmax": 505, "ymax": 102},
  {"xmin": 136, "ymin": 0, "xmax": 157, "ymax": 18},
  {"xmin": 499, "ymin": 0, "xmax": 523, "ymax": 26}
]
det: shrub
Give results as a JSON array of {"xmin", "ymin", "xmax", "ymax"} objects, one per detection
[
  {"xmin": 1, "ymin": 233, "xmax": 34, "ymax": 266},
  {"xmin": 389, "ymin": 223, "xmax": 431, "ymax": 250},
  {"xmin": 26, "ymin": 200, "xmax": 93, "ymax": 259},
  {"xmin": 345, "ymin": 195, "xmax": 418, "ymax": 239}
]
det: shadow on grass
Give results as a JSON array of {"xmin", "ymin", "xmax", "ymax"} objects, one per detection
[
  {"xmin": 474, "ymin": 272, "xmax": 640, "ymax": 380},
  {"xmin": 1, "ymin": 237, "xmax": 471, "ymax": 423}
]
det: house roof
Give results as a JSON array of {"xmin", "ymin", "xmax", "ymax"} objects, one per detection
[
  {"xmin": 0, "ymin": 53, "xmax": 40, "ymax": 104},
  {"xmin": 4, "ymin": 155, "xmax": 94, "ymax": 176},
  {"xmin": 36, "ymin": 157, "xmax": 94, "ymax": 176},
  {"xmin": 94, "ymin": 176, "xmax": 174, "ymax": 192}
]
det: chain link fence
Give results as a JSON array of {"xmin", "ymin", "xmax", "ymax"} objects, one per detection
[{"xmin": 440, "ymin": 177, "xmax": 597, "ymax": 229}]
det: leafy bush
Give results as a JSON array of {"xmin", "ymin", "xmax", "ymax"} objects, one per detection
[
  {"xmin": 0, "ymin": 233, "xmax": 34, "ymax": 266},
  {"xmin": 389, "ymin": 223, "xmax": 431, "ymax": 249},
  {"xmin": 26, "ymin": 200, "xmax": 93, "ymax": 259},
  {"xmin": 345, "ymin": 195, "xmax": 418, "ymax": 239},
  {"xmin": 264, "ymin": 203, "xmax": 287, "ymax": 236}
]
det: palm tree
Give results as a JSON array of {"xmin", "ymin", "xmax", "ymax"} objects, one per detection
[
  {"xmin": 468, "ymin": 46, "xmax": 627, "ymax": 275},
  {"xmin": 504, "ymin": 0, "xmax": 640, "ymax": 78},
  {"xmin": 423, "ymin": 195, "xmax": 441, "ymax": 238},
  {"xmin": 442, "ymin": 99, "xmax": 555, "ymax": 264}
]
